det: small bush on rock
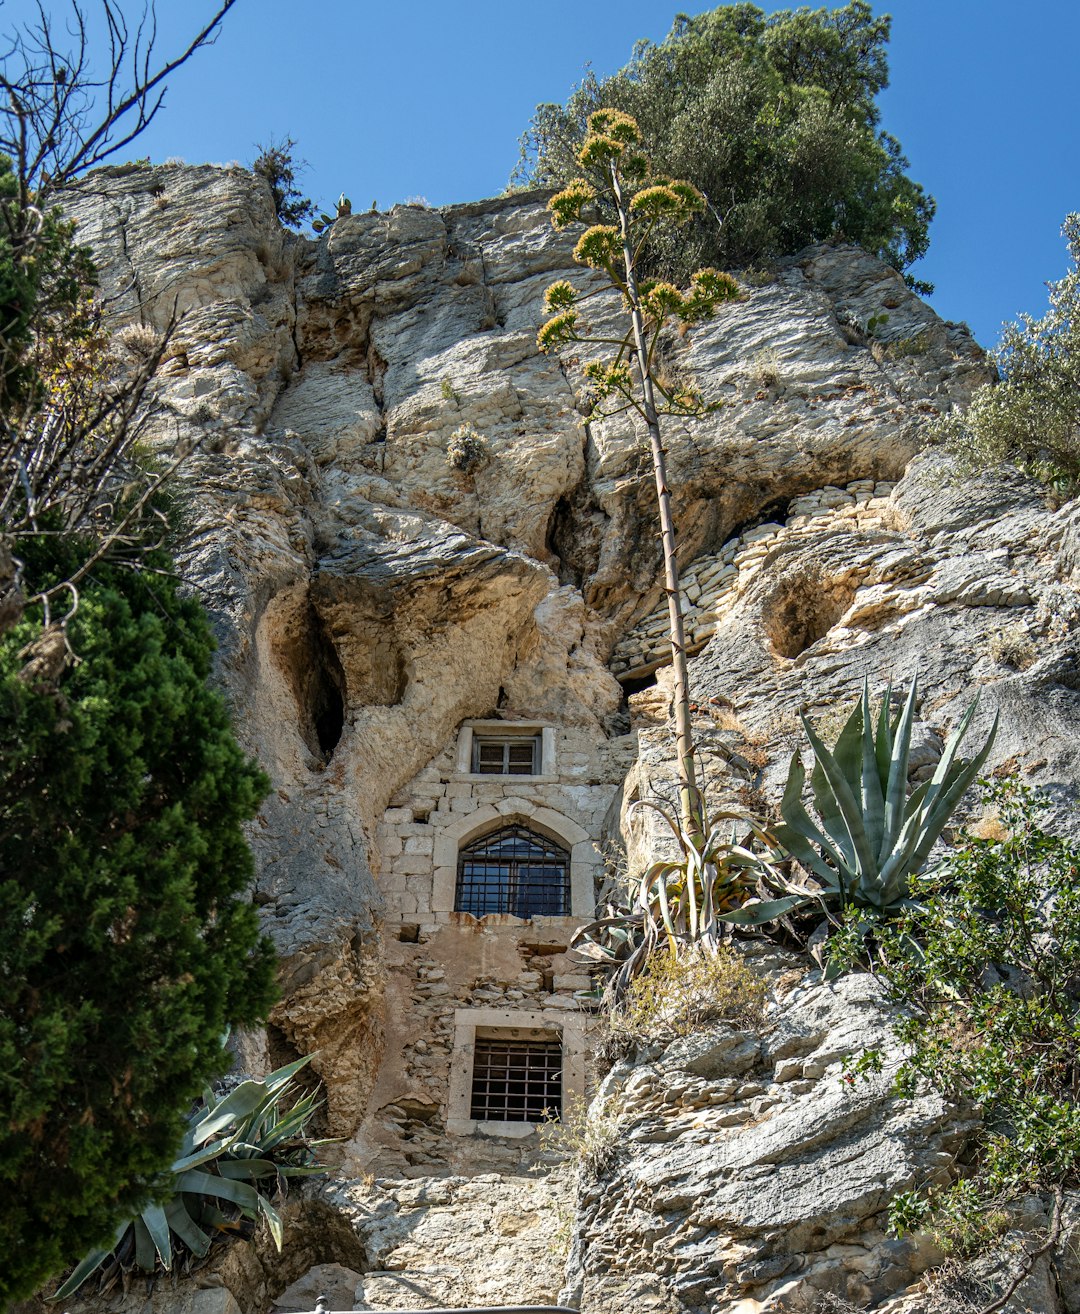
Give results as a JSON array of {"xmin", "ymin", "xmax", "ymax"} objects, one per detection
[
  {"xmin": 850, "ymin": 782, "xmax": 1080, "ymax": 1249},
  {"xmin": 446, "ymin": 421, "xmax": 488, "ymax": 474},
  {"xmin": 603, "ymin": 946, "xmax": 766, "ymax": 1063},
  {"xmin": 252, "ymin": 136, "xmax": 314, "ymax": 229},
  {"xmin": 935, "ymin": 213, "xmax": 1080, "ymax": 497},
  {"xmin": 988, "ymin": 622, "xmax": 1036, "ymax": 670},
  {"xmin": 540, "ymin": 1094, "xmax": 624, "ymax": 1179}
]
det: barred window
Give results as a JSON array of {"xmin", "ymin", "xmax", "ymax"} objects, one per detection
[
  {"xmin": 472, "ymin": 734, "xmax": 540, "ymax": 775},
  {"xmin": 470, "ymin": 1035, "xmax": 562, "ymax": 1123},
  {"xmin": 455, "ymin": 825, "xmax": 570, "ymax": 918}
]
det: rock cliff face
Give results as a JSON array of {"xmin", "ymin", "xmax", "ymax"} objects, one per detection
[{"xmin": 53, "ymin": 162, "xmax": 1080, "ymax": 1314}]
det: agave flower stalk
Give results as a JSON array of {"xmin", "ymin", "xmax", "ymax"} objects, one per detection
[{"xmin": 538, "ymin": 108, "xmax": 742, "ymax": 845}]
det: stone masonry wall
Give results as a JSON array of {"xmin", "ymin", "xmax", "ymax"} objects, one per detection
[
  {"xmin": 342, "ymin": 721, "xmax": 633, "ymax": 1177},
  {"xmin": 612, "ymin": 478, "xmax": 897, "ymax": 678}
]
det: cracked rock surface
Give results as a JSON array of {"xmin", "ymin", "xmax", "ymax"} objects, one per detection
[{"xmin": 46, "ymin": 163, "xmax": 1080, "ymax": 1314}]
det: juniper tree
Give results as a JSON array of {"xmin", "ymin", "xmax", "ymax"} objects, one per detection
[
  {"xmin": 537, "ymin": 108, "xmax": 741, "ymax": 840},
  {"xmin": 0, "ymin": 542, "xmax": 276, "ymax": 1304}
]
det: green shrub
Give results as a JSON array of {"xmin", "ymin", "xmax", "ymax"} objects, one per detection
[
  {"xmin": 539, "ymin": 1094, "xmax": 625, "ymax": 1178},
  {"xmin": 606, "ymin": 946, "xmax": 767, "ymax": 1051},
  {"xmin": 252, "ymin": 137, "xmax": 314, "ymax": 229},
  {"xmin": 855, "ymin": 782, "xmax": 1080, "ymax": 1247},
  {"xmin": 514, "ymin": 2, "xmax": 933, "ymax": 288},
  {"xmin": 0, "ymin": 539, "xmax": 276, "ymax": 1305},
  {"xmin": 935, "ymin": 213, "xmax": 1080, "ymax": 495}
]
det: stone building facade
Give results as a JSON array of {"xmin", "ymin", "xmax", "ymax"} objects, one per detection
[{"xmin": 348, "ymin": 718, "xmax": 633, "ymax": 1177}]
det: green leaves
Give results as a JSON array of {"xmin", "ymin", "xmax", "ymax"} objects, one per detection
[
  {"xmin": 0, "ymin": 551, "xmax": 276, "ymax": 1305},
  {"xmin": 935, "ymin": 212, "xmax": 1080, "ymax": 495},
  {"xmin": 775, "ymin": 678, "xmax": 997, "ymax": 915},
  {"xmin": 514, "ymin": 3, "xmax": 933, "ymax": 284},
  {"xmin": 51, "ymin": 1057, "xmax": 326, "ymax": 1298},
  {"xmin": 871, "ymin": 781, "xmax": 1080, "ymax": 1243}
]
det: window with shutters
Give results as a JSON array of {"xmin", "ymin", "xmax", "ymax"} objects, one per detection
[
  {"xmin": 455, "ymin": 824, "xmax": 570, "ymax": 918},
  {"xmin": 471, "ymin": 733, "xmax": 541, "ymax": 775},
  {"xmin": 470, "ymin": 1034, "xmax": 562, "ymax": 1123}
]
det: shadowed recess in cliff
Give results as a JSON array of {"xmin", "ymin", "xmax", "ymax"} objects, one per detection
[
  {"xmin": 268, "ymin": 592, "xmax": 349, "ymax": 759},
  {"xmin": 762, "ymin": 567, "xmax": 858, "ymax": 659},
  {"xmin": 546, "ymin": 476, "xmax": 607, "ymax": 591}
]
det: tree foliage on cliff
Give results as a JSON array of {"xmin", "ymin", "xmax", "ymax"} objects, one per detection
[
  {"xmin": 0, "ymin": 541, "xmax": 277, "ymax": 1305},
  {"xmin": 0, "ymin": 5, "xmax": 282, "ymax": 1304},
  {"xmin": 935, "ymin": 213, "xmax": 1080, "ymax": 496},
  {"xmin": 834, "ymin": 782, "xmax": 1080, "ymax": 1265},
  {"xmin": 252, "ymin": 136, "xmax": 315, "ymax": 229},
  {"xmin": 514, "ymin": 2, "xmax": 934, "ymax": 289}
]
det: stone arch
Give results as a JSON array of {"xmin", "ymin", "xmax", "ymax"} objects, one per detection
[{"xmin": 432, "ymin": 803, "xmax": 599, "ymax": 920}]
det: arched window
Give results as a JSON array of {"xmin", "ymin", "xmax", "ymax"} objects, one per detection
[{"xmin": 455, "ymin": 825, "xmax": 570, "ymax": 918}]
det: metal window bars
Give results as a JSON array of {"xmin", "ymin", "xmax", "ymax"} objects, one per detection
[
  {"xmin": 470, "ymin": 1036, "xmax": 562, "ymax": 1123},
  {"xmin": 455, "ymin": 825, "xmax": 570, "ymax": 918}
]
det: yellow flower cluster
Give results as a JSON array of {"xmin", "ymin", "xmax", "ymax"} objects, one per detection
[
  {"xmin": 548, "ymin": 178, "xmax": 595, "ymax": 231},
  {"xmin": 536, "ymin": 310, "xmax": 579, "ymax": 354},
  {"xmin": 585, "ymin": 108, "xmax": 641, "ymax": 146},
  {"xmin": 583, "ymin": 358, "xmax": 633, "ymax": 399},
  {"xmin": 573, "ymin": 224, "xmax": 620, "ymax": 272},
  {"xmin": 543, "ymin": 280, "xmax": 577, "ymax": 312}
]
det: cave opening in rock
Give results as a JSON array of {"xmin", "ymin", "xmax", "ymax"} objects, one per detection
[
  {"xmin": 269, "ymin": 593, "xmax": 349, "ymax": 761},
  {"xmin": 619, "ymin": 668, "xmax": 659, "ymax": 697},
  {"xmin": 312, "ymin": 662, "xmax": 345, "ymax": 757},
  {"xmin": 545, "ymin": 483, "xmax": 604, "ymax": 589},
  {"xmin": 763, "ymin": 570, "xmax": 857, "ymax": 659},
  {"xmin": 729, "ymin": 495, "xmax": 793, "ymax": 540}
]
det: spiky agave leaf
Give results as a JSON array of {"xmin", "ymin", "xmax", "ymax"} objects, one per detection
[
  {"xmin": 774, "ymin": 677, "xmax": 997, "ymax": 918},
  {"xmin": 50, "ymin": 1057, "xmax": 326, "ymax": 1298}
]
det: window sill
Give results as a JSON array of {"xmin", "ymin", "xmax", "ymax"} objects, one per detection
[
  {"xmin": 446, "ymin": 1117, "xmax": 540, "ymax": 1139},
  {"xmin": 435, "ymin": 910, "xmax": 584, "ymax": 927},
  {"xmin": 450, "ymin": 772, "xmax": 559, "ymax": 785}
]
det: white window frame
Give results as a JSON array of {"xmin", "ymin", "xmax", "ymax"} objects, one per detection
[
  {"xmin": 446, "ymin": 1007, "xmax": 588, "ymax": 1138},
  {"xmin": 454, "ymin": 721, "xmax": 556, "ymax": 781}
]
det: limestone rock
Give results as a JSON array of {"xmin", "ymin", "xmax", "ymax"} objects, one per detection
[
  {"xmin": 564, "ymin": 968, "xmax": 957, "ymax": 1314},
  {"xmin": 51, "ymin": 162, "xmax": 1080, "ymax": 1314},
  {"xmin": 322, "ymin": 1172, "xmax": 574, "ymax": 1310}
]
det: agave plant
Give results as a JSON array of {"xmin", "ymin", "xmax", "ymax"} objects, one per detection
[
  {"xmin": 774, "ymin": 678, "xmax": 998, "ymax": 916},
  {"xmin": 53, "ymin": 1056, "xmax": 327, "ymax": 1299},
  {"xmin": 572, "ymin": 792, "xmax": 798, "ymax": 998}
]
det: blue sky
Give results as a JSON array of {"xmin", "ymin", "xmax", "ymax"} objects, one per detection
[{"xmin": 4, "ymin": 0, "xmax": 1077, "ymax": 348}]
